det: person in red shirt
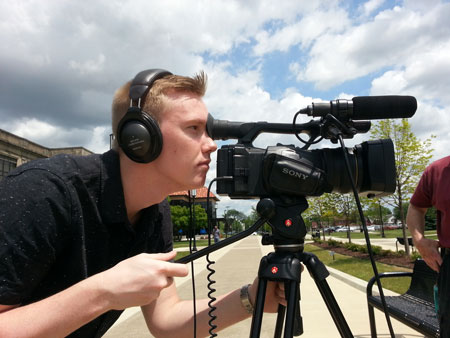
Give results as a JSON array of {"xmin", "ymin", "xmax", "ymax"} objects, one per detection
[{"xmin": 407, "ymin": 156, "xmax": 450, "ymax": 336}]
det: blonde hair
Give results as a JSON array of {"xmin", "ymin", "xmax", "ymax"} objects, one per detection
[{"xmin": 111, "ymin": 71, "xmax": 207, "ymax": 150}]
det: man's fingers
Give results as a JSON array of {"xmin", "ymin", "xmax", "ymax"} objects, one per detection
[
  {"xmin": 149, "ymin": 251, "xmax": 178, "ymax": 261},
  {"xmin": 164, "ymin": 263, "xmax": 189, "ymax": 277},
  {"xmin": 142, "ymin": 251, "xmax": 189, "ymax": 277}
]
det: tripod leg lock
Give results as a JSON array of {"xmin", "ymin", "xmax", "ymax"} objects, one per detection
[
  {"xmin": 258, "ymin": 252, "xmax": 302, "ymax": 282},
  {"xmin": 302, "ymin": 252, "xmax": 330, "ymax": 281}
]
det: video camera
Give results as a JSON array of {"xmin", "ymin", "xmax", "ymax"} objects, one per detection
[
  {"xmin": 207, "ymin": 96, "xmax": 417, "ymax": 201},
  {"xmin": 182, "ymin": 95, "xmax": 417, "ymax": 338}
]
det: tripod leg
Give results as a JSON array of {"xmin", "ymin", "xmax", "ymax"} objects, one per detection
[
  {"xmin": 274, "ymin": 279, "xmax": 304, "ymax": 338},
  {"xmin": 250, "ymin": 277, "xmax": 268, "ymax": 338},
  {"xmin": 314, "ymin": 278, "xmax": 353, "ymax": 337},
  {"xmin": 274, "ymin": 304, "xmax": 286, "ymax": 338},
  {"xmin": 303, "ymin": 253, "xmax": 353, "ymax": 338},
  {"xmin": 283, "ymin": 280, "xmax": 301, "ymax": 338}
]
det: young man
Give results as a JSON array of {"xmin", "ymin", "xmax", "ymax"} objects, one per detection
[
  {"xmin": 407, "ymin": 156, "xmax": 450, "ymax": 337},
  {"xmin": 0, "ymin": 69, "xmax": 284, "ymax": 337}
]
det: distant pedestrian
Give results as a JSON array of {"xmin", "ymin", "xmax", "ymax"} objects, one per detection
[{"xmin": 214, "ymin": 225, "xmax": 220, "ymax": 243}]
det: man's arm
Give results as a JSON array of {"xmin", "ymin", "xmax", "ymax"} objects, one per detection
[
  {"xmin": 142, "ymin": 276, "xmax": 284, "ymax": 338},
  {"xmin": 407, "ymin": 203, "xmax": 442, "ymax": 272},
  {"xmin": 0, "ymin": 273, "xmax": 113, "ymax": 338},
  {"xmin": 0, "ymin": 251, "xmax": 188, "ymax": 338}
]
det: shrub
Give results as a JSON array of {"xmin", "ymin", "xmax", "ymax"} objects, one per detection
[
  {"xmin": 410, "ymin": 251, "xmax": 422, "ymax": 261},
  {"xmin": 327, "ymin": 239, "xmax": 340, "ymax": 247},
  {"xmin": 343, "ymin": 243, "xmax": 360, "ymax": 252},
  {"xmin": 357, "ymin": 245, "xmax": 368, "ymax": 253},
  {"xmin": 370, "ymin": 245, "xmax": 383, "ymax": 255},
  {"xmin": 379, "ymin": 249, "xmax": 391, "ymax": 257}
]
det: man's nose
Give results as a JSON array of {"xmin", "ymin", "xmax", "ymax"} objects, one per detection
[{"xmin": 203, "ymin": 133, "xmax": 217, "ymax": 153}]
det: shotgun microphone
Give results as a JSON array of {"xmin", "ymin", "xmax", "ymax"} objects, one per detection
[{"xmin": 303, "ymin": 95, "xmax": 417, "ymax": 120}]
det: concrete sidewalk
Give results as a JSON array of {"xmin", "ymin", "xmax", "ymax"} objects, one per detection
[
  {"xmin": 308, "ymin": 234, "xmax": 413, "ymax": 253},
  {"xmin": 104, "ymin": 236, "xmax": 426, "ymax": 337}
]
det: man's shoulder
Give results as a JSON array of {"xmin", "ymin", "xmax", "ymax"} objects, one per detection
[
  {"xmin": 434, "ymin": 156, "xmax": 450, "ymax": 166},
  {"xmin": 8, "ymin": 151, "xmax": 117, "ymax": 180},
  {"xmin": 2, "ymin": 152, "xmax": 118, "ymax": 197},
  {"xmin": 426, "ymin": 156, "xmax": 450, "ymax": 174}
]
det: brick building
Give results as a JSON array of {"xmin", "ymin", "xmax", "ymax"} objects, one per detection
[{"xmin": 0, "ymin": 128, "xmax": 93, "ymax": 180}]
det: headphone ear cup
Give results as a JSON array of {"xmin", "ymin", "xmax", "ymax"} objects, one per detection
[
  {"xmin": 117, "ymin": 69, "xmax": 172, "ymax": 163},
  {"xmin": 117, "ymin": 107, "xmax": 163, "ymax": 163}
]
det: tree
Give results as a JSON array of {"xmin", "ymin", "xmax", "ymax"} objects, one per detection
[
  {"xmin": 305, "ymin": 195, "xmax": 328, "ymax": 239},
  {"xmin": 306, "ymin": 193, "xmax": 341, "ymax": 240},
  {"xmin": 170, "ymin": 205, "xmax": 190, "ymax": 240},
  {"xmin": 333, "ymin": 193, "xmax": 359, "ymax": 242},
  {"xmin": 370, "ymin": 118, "xmax": 434, "ymax": 255},
  {"xmin": 393, "ymin": 202, "xmax": 410, "ymax": 222},
  {"xmin": 170, "ymin": 204, "xmax": 208, "ymax": 240},
  {"xmin": 424, "ymin": 206, "xmax": 437, "ymax": 230},
  {"xmin": 363, "ymin": 200, "xmax": 391, "ymax": 224},
  {"xmin": 193, "ymin": 204, "xmax": 208, "ymax": 230},
  {"xmin": 361, "ymin": 197, "xmax": 392, "ymax": 237},
  {"xmin": 223, "ymin": 208, "xmax": 246, "ymax": 234}
]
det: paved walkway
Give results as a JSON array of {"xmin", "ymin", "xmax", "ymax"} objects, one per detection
[
  {"xmin": 104, "ymin": 236, "xmax": 426, "ymax": 337},
  {"xmin": 308, "ymin": 234, "xmax": 413, "ymax": 253}
]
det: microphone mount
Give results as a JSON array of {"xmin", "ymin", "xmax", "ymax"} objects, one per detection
[{"xmin": 207, "ymin": 114, "xmax": 371, "ymax": 148}]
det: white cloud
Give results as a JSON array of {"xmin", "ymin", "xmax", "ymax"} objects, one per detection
[
  {"xmin": 358, "ymin": 0, "xmax": 386, "ymax": 17},
  {"xmin": 253, "ymin": 6, "xmax": 350, "ymax": 55},
  {"xmin": 9, "ymin": 119, "xmax": 57, "ymax": 142},
  {"xmin": 297, "ymin": 1, "xmax": 450, "ymax": 90},
  {"xmin": 3, "ymin": 118, "xmax": 110, "ymax": 153},
  {"xmin": 1, "ymin": 0, "xmax": 449, "ymax": 215},
  {"xmin": 69, "ymin": 54, "xmax": 106, "ymax": 75},
  {"xmin": 85, "ymin": 126, "xmax": 110, "ymax": 153}
]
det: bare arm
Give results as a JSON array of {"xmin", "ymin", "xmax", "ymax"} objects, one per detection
[
  {"xmin": 0, "ymin": 275, "xmax": 112, "ymax": 338},
  {"xmin": 142, "ymin": 277, "xmax": 285, "ymax": 338},
  {"xmin": 407, "ymin": 204, "xmax": 442, "ymax": 272},
  {"xmin": 0, "ymin": 251, "xmax": 188, "ymax": 338}
]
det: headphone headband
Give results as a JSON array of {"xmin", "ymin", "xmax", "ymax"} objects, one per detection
[{"xmin": 129, "ymin": 69, "xmax": 173, "ymax": 104}]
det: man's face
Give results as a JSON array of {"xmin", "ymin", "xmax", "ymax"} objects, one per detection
[{"xmin": 153, "ymin": 90, "xmax": 217, "ymax": 192}]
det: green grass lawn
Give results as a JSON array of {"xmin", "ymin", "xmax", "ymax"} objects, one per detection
[
  {"xmin": 172, "ymin": 239, "xmax": 210, "ymax": 249},
  {"xmin": 327, "ymin": 229, "xmax": 437, "ymax": 240},
  {"xmin": 304, "ymin": 244, "xmax": 411, "ymax": 294},
  {"xmin": 175, "ymin": 251, "xmax": 191, "ymax": 261}
]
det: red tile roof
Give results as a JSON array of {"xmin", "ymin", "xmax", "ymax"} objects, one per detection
[{"xmin": 170, "ymin": 186, "xmax": 219, "ymax": 200}]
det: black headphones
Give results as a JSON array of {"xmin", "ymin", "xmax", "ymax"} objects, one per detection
[{"xmin": 117, "ymin": 69, "xmax": 172, "ymax": 163}]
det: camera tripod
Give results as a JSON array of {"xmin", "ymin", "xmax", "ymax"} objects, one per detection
[
  {"xmin": 249, "ymin": 240, "xmax": 353, "ymax": 338},
  {"xmin": 177, "ymin": 197, "xmax": 354, "ymax": 337}
]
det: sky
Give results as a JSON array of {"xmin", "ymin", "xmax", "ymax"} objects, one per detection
[{"xmin": 1, "ymin": 0, "xmax": 449, "ymax": 216}]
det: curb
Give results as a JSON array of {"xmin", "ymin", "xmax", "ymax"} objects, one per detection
[{"xmin": 326, "ymin": 265, "xmax": 399, "ymax": 296}]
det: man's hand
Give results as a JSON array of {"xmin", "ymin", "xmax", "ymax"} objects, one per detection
[
  {"xmin": 407, "ymin": 203, "xmax": 442, "ymax": 272},
  {"xmin": 95, "ymin": 251, "xmax": 188, "ymax": 310},
  {"xmin": 248, "ymin": 271, "xmax": 305, "ymax": 313},
  {"xmin": 414, "ymin": 237, "xmax": 442, "ymax": 272}
]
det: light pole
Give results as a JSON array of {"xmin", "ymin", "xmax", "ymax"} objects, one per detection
[
  {"xmin": 191, "ymin": 189, "xmax": 197, "ymax": 251},
  {"xmin": 379, "ymin": 199, "xmax": 386, "ymax": 238},
  {"xmin": 213, "ymin": 203, "xmax": 218, "ymax": 241}
]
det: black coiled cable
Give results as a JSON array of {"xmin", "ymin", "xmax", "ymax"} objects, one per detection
[
  {"xmin": 206, "ymin": 253, "xmax": 218, "ymax": 337},
  {"xmin": 205, "ymin": 177, "xmax": 233, "ymax": 337},
  {"xmin": 206, "ymin": 178, "xmax": 219, "ymax": 337}
]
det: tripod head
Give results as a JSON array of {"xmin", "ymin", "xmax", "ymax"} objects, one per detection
[{"xmin": 256, "ymin": 197, "xmax": 308, "ymax": 251}]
